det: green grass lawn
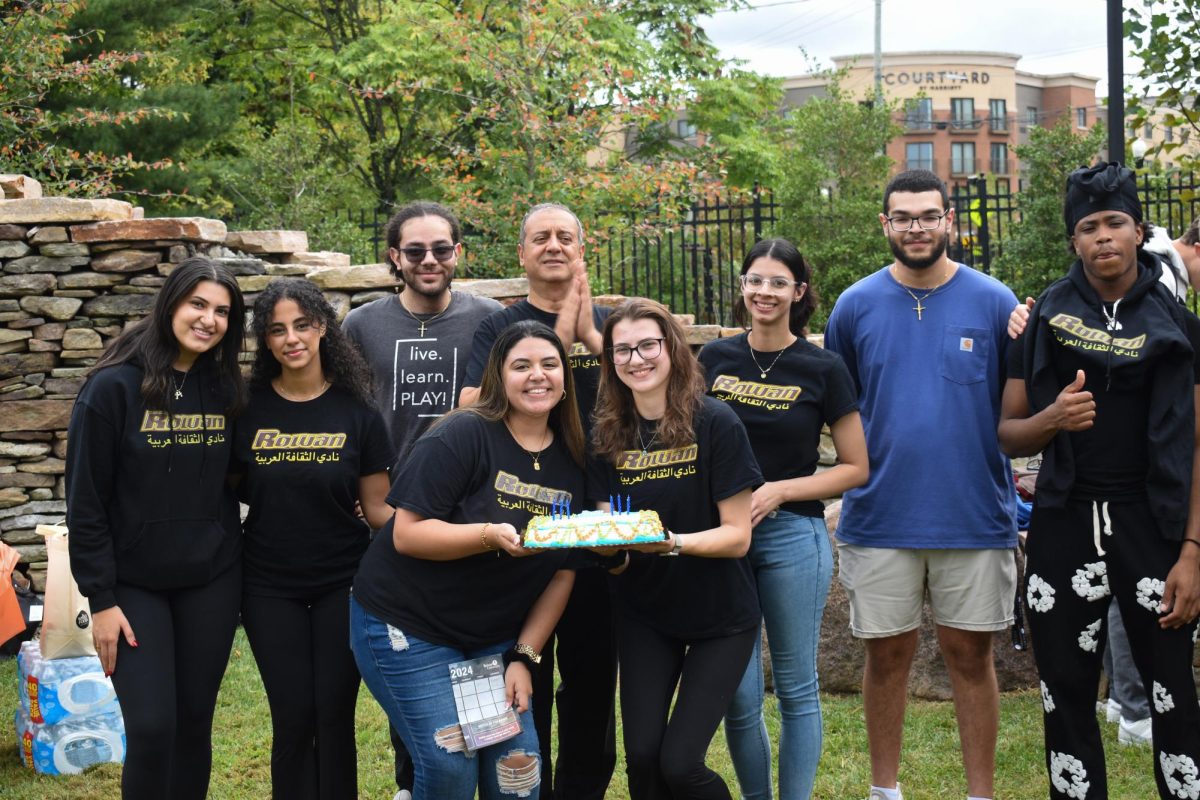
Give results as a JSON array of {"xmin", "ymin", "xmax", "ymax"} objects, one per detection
[{"xmin": 1, "ymin": 628, "xmax": 1155, "ymax": 799}]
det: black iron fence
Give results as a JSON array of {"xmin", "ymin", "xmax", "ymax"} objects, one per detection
[{"xmin": 340, "ymin": 173, "xmax": 1200, "ymax": 327}]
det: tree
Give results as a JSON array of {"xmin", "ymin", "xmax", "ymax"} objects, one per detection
[
  {"xmin": 992, "ymin": 114, "xmax": 1106, "ymax": 302},
  {"xmin": 1125, "ymin": 0, "xmax": 1200, "ymax": 170},
  {"xmin": 770, "ymin": 80, "xmax": 901, "ymax": 329},
  {"xmin": 0, "ymin": 0, "xmax": 173, "ymax": 196}
]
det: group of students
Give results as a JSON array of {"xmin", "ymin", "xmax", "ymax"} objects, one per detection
[{"xmin": 60, "ymin": 165, "xmax": 1200, "ymax": 800}]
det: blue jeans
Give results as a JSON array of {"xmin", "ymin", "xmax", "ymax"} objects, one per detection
[
  {"xmin": 349, "ymin": 597, "xmax": 542, "ymax": 799},
  {"xmin": 723, "ymin": 511, "xmax": 833, "ymax": 800}
]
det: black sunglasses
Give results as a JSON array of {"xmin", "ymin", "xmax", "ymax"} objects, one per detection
[{"xmin": 397, "ymin": 244, "xmax": 457, "ymax": 264}]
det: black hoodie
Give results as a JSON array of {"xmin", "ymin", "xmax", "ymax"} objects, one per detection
[
  {"xmin": 65, "ymin": 357, "xmax": 241, "ymax": 611},
  {"xmin": 1022, "ymin": 251, "xmax": 1196, "ymax": 539}
]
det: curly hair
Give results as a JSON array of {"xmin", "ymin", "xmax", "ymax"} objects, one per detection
[
  {"xmin": 383, "ymin": 201, "xmax": 462, "ymax": 282},
  {"xmin": 91, "ymin": 255, "xmax": 246, "ymax": 414},
  {"xmin": 732, "ymin": 237, "xmax": 819, "ymax": 336},
  {"xmin": 591, "ymin": 298, "xmax": 706, "ymax": 460},
  {"xmin": 249, "ymin": 278, "xmax": 374, "ymax": 406}
]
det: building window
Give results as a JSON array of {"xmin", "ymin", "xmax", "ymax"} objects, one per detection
[
  {"xmin": 951, "ymin": 98, "xmax": 975, "ymax": 129},
  {"xmin": 1165, "ymin": 126, "xmax": 1174, "ymax": 143},
  {"xmin": 676, "ymin": 119, "xmax": 697, "ymax": 140},
  {"xmin": 906, "ymin": 98, "xmax": 932, "ymax": 130},
  {"xmin": 1026, "ymin": 106, "xmax": 1039, "ymax": 126},
  {"xmin": 1183, "ymin": 129, "xmax": 1191, "ymax": 146},
  {"xmin": 989, "ymin": 99, "xmax": 1007, "ymax": 131},
  {"xmin": 906, "ymin": 142, "xmax": 933, "ymax": 172},
  {"xmin": 990, "ymin": 142, "xmax": 1008, "ymax": 174},
  {"xmin": 951, "ymin": 142, "xmax": 975, "ymax": 174},
  {"xmin": 1076, "ymin": 108, "xmax": 1087, "ymax": 128},
  {"xmin": 1144, "ymin": 122, "xmax": 1154, "ymax": 139}
]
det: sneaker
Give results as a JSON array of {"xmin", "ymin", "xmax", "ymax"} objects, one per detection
[
  {"xmin": 393, "ymin": 791, "xmax": 412, "ymax": 800},
  {"xmin": 1102, "ymin": 698, "xmax": 1120, "ymax": 723},
  {"xmin": 867, "ymin": 785, "xmax": 904, "ymax": 800},
  {"xmin": 1117, "ymin": 716, "xmax": 1152, "ymax": 746}
]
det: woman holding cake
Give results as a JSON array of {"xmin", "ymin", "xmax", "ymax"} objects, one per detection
[
  {"xmin": 701, "ymin": 239, "xmax": 868, "ymax": 800},
  {"xmin": 350, "ymin": 320, "xmax": 586, "ymax": 800},
  {"xmin": 234, "ymin": 278, "xmax": 394, "ymax": 799},
  {"xmin": 590, "ymin": 297, "xmax": 763, "ymax": 800}
]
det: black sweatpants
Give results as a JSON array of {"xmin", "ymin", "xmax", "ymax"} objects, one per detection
[
  {"xmin": 617, "ymin": 613, "xmax": 757, "ymax": 800},
  {"xmin": 532, "ymin": 567, "xmax": 619, "ymax": 799},
  {"xmin": 109, "ymin": 561, "xmax": 241, "ymax": 800},
  {"xmin": 1026, "ymin": 499, "xmax": 1200, "ymax": 800},
  {"xmin": 242, "ymin": 585, "xmax": 361, "ymax": 800}
]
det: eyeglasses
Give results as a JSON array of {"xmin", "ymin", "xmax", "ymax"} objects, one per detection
[
  {"xmin": 610, "ymin": 338, "xmax": 664, "ymax": 365},
  {"xmin": 397, "ymin": 244, "xmax": 457, "ymax": 264},
  {"xmin": 885, "ymin": 213, "xmax": 947, "ymax": 232},
  {"xmin": 740, "ymin": 273, "xmax": 801, "ymax": 292}
]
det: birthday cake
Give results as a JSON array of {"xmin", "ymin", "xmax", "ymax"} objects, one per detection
[{"xmin": 524, "ymin": 498, "xmax": 665, "ymax": 549}]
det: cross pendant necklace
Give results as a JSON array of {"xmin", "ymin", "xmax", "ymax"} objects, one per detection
[
  {"xmin": 909, "ymin": 294, "xmax": 927, "ymax": 320},
  {"xmin": 399, "ymin": 295, "xmax": 451, "ymax": 337},
  {"xmin": 894, "ymin": 267, "xmax": 951, "ymax": 321}
]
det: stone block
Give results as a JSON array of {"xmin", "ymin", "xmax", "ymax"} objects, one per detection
[
  {"xmin": 213, "ymin": 257, "xmax": 267, "ymax": 275},
  {"xmin": 58, "ymin": 272, "xmax": 124, "ymax": 289},
  {"xmin": 1, "ymin": 512, "xmax": 65, "ymax": 532},
  {"xmin": 167, "ymin": 245, "xmax": 190, "ymax": 262},
  {"xmin": 0, "ymin": 386, "xmax": 45, "ymax": 400},
  {"xmin": 128, "ymin": 275, "xmax": 165, "ymax": 287},
  {"xmin": 0, "ymin": 197, "xmax": 132, "ymax": 224},
  {"xmin": 324, "ymin": 292, "xmax": 351, "ymax": 322},
  {"xmin": 49, "ymin": 367, "xmax": 89, "ymax": 378},
  {"xmin": 7, "ymin": 432, "xmax": 51, "ymax": 441},
  {"xmin": 33, "ymin": 322, "xmax": 66, "ymax": 340},
  {"xmin": 306, "ymin": 263, "xmax": 393, "ymax": 290},
  {"xmin": 0, "ymin": 499, "xmax": 65, "ymax": 521},
  {"xmin": 0, "ymin": 175, "xmax": 42, "ymax": 199},
  {"xmin": 0, "ymin": 487, "xmax": 28, "ymax": 508},
  {"xmin": 4, "ymin": 255, "xmax": 88, "ymax": 274},
  {"xmin": 263, "ymin": 264, "xmax": 309, "ymax": 277},
  {"xmin": 0, "ymin": 473, "xmax": 55, "ymax": 488},
  {"xmin": 236, "ymin": 275, "xmax": 272, "ymax": 292},
  {"xmin": 81, "ymin": 294, "xmax": 154, "ymax": 317},
  {"xmin": 52, "ymin": 290, "xmax": 95, "ymax": 299},
  {"xmin": 0, "ymin": 274, "xmax": 56, "ymax": 297},
  {"xmin": 456, "ymin": 277, "xmax": 529, "ymax": 299},
  {"xmin": 17, "ymin": 457, "xmax": 65, "ymax": 475},
  {"xmin": 0, "ymin": 240, "xmax": 32, "ymax": 258},
  {"xmin": 28, "ymin": 564, "xmax": 46, "ymax": 591},
  {"xmin": 27, "ymin": 226, "xmax": 68, "ymax": 245},
  {"xmin": 0, "ymin": 442, "xmax": 50, "ymax": 458},
  {"xmin": 351, "ymin": 290, "xmax": 390, "ymax": 306},
  {"xmin": 27, "ymin": 340, "xmax": 59, "ymax": 354},
  {"xmin": 683, "ymin": 325, "xmax": 721, "ymax": 345},
  {"xmin": 284, "ymin": 251, "xmax": 351, "ymax": 268},
  {"xmin": 0, "ymin": 342, "xmax": 26, "ymax": 355},
  {"xmin": 0, "ymin": 329, "xmax": 32, "ymax": 345},
  {"xmin": 91, "ymin": 248, "xmax": 160, "ymax": 273},
  {"xmin": 0, "ymin": 353, "xmax": 55, "ymax": 379},
  {"xmin": 0, "ymin": 225, "xmax": 27, "ymax": 240},
  {"xmin": 0, "ymin": 398, "xmax": 73, "ymax": 430},
  {"xmin": 70, "ymin": 217, "xmax": 227, "ymax": 244},
  {"xmin": 111, "ymin": 285, "xmax": 157, "ymax": 295},
  {"xmin": 7, "ymin": 317, "xmax": 42, "ymax": 329},
  {"xmin": 225, "ymin": 230, "xmax": 308, "ymax": 254},
  {"xmin": 1, "ymin": 528, "xmax": 43, "ymax": 545},
  {"xmin": 60, "ymin": 349, "xmax": 104, "ymax": 359},
  {"xmin": 61, "ymin": 328, "xmax": 103, "ymax": 350},
  {"xmin": 38, "ymin": 242, "xmax": 89, "ymax": 258},
  {"xmin": 0, "ymin": 312, "xmax": 28, "ymax": 324},
  {"xmin": 19, "ymin": 295, "xmax": 81, "ymax": 321},
  {"xmin": 43, "ymin": 377, "xmax": 82, "ymax": 396}
]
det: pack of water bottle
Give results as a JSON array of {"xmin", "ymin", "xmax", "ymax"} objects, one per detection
[{"xmin": 13, "ymin": 638, "xmax": 125, "ymax": 775}]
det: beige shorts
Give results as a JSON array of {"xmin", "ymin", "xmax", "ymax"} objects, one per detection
[{"xmin": 837, "ymin": 544, "xmax": 1017, "ymax": 638}]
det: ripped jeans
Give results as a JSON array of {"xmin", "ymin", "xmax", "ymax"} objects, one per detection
[{"xmin": 350, "ymin": 596, "xmax": 542, "ymax": 800}]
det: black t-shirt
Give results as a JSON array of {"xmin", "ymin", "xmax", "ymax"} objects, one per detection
[
  {"xmin": 699, "ymin": 333, "xmax": 858, "ymax": 517},
  {"xmin": 352, "ymin": 412, "xmax": 584, "ymax": 650},
  {"xmin": 587, "ymin": 397, "xmax": 762, "ymax": 639},
  {"xmin": 233, "ymin": 384, "xmax": 394, "ymax": 597},
  {"xmin": 463, "ymin": 300, "xmax": 610, "ymax": 427},
  {"xmin": 1009, "ymin": 309, "xmax": 1200, "ymax": 498}
]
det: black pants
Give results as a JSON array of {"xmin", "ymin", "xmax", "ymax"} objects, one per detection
[
  {"xmin": 532, "ymin": 567, "xmax": 619, "ymax": 799},
  {"xmin": 109, "ymin": 561, "xmax": 241, "ymax": 800},
  {"xmin": 617, "ymin": 614, "xmax": 757, "ymax": 800},
  {"xmin": 1027, "ymin": 499, "xmax": 1200, "ymax": 800},
  {"xmin": 242, "ymin": 585, "xmax": 361, "ymax": 800}
]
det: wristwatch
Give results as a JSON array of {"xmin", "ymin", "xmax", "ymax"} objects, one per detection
[
  {"xmin": 662, "ymin": 532, "xmax": 683, "ymax": 556},
  {"xmin": 514, "ymin": 643, "xmax": 541, "ymax": 665}
]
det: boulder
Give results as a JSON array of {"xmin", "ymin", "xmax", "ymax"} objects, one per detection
[
  {"xmin": 81, "ymin": 294, "xmax": 154, "ymax": 317},
  {"xmin": 27, "ymin": 227, "xmax": 68, "ymax": 245},
  {"xmin": 61, "ymin": 328, "xmax": 102, "ymax": 350},
  {"xmin": 19, "ymin": 296, "xmax": 82, "ymax": 321},
  {"xmin": 307, "ymin": 263, "xmax": 393, "ymax": 290},
  {"xmin": 90, "ymin": 248, "xmax": 160, "ymax": 273},
  {"xmin": 0, "ymin": 354, "xmax": 55, "ymax": 380},
  {"xmin": 70, "ymin": 217, "xmax": 227, "ymax": 244},
  {"xmin": 0, "ymin": 225, "xmax": 28, "ymax": 240},
  {"xmin": 58, "ymin": 272, "xmax": 124, "ymax": 289},
  {"xmin": 225, "ymin": 230, "xmax": 308, "ymax": 254},
  {"xmin": 0, "ymin": 175, "xmax": 42, "ymax": 199},
  {"xmin": 284, "ymin": 251, "xmax": 351, "ymax": 268},
  {"xmin": 3, "ymin": 255, "xmax": 89, "ymax": 274},
  {"xmin": 0, "ymin": 240, "xmax": 33, "ymax": 258},
  {"xmin": 0, "ymin": 399, "xmax": 73, "ymax": 431},
  {"xmin": 0, "ymin": 274, "xmax": 56, "ymax": 297},
  {"xmin": 0, "ymin": 198, "xmax": 132, "ymax": 224},
  {"xmin": 38, "ymin": 243, "xmax": 90, "ymax": 258}
]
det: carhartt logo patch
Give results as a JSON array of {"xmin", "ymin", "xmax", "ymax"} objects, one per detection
[{"xmin": 959, "ymin": 337, "xmax": 974, "ymax": 352}]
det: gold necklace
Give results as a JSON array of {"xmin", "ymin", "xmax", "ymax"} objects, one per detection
[
  {"xmin": 399, "ymin": 294, "xmax": 451, "ymax": 337},
  {"xmin": 747, "ymin": 331, "xmax": 794, "ymax": 379},
  {"xmin": 274, "ymin": 379, "xmax": 331, "ymax": 402},
  {"xmin": 505, "ymin": 420, "xmax": 550, "ymax": 471},
  {"xmin": 894, "ymin": 268, "xmax": 952, "ymax": 321}
]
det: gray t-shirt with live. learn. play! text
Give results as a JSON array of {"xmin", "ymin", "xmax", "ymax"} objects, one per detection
[{"xmin": 344, "ymin": 290, "xmax": 502, "ymax": 470}]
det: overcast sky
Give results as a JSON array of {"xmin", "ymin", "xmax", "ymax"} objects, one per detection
[{"xmin": 704, "ymin": 0, "xmax": 1128, "ymax": 96}]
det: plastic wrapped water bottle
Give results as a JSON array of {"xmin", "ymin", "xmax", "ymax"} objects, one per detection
[
  {"xmin": 15, "ymin": 706, "xmax": 126, "ymax": 775},
  {"xmin": 17, "ymin": 639, "xmax": 118, "ymax": 725}
]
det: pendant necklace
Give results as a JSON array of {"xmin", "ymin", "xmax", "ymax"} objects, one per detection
[
  {"xmin": 173, "ymin": 369, "xmax": 189, "ymax": 400},
  {"xmin": 637, "ymin": 421, "xmax": 659, "ymax": 456},
  {"xmin": 506, "ymin": 421, "xmax": 550, "ymax": 471},
  {"xmin": 400, "ymin": 295, "xmax": 451, "ymax": 337},
  {"xmin": 747, "ymin": 332, "xmax": 792, "ymax": 379},
  {"xmin": 894, "ymin": 267, "xmax": 952, "ymax": 321}
]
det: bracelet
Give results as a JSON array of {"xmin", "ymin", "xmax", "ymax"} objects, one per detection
[
  {"xmin": 481, "ymin": 523, "xmax": 493, "ymax": 551},
  {"xmin": 502, "ymin": 645, "xmax": 540, "ymax": 675}
]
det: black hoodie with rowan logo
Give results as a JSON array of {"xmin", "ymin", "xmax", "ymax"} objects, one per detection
[{"xmin": 65, "ymin": 358, "xmax": 240, "ymax": 612}]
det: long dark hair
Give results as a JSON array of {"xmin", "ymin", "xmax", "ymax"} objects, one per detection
[
  {"xmin": 449, "ymin": 320, "xmax": 585, "ymax": 466},
  {"xmin": 91, "ymin": 255, "xmax": 245, "ymax": 414},
  {"xmin": 591, "ymin": 298, "xmax": 706, "ymax": 460},
  {"xmin": 733, "ymin": 237, "xmax": 819, "ymax": 336},
  {"xmin": 249, "ymin": 278, "xmax": 374, "ymax": 407},
  {"xmin": 384, "ymin": 201, "xmax": 462, "ymax": 282}
]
